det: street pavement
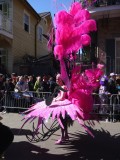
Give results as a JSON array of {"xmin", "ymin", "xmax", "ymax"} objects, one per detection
[{"xmin": 1, "ymin": 112, "xmax": 120, "ymax": 160}]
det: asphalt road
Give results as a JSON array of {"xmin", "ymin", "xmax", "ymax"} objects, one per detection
[{"xmin": 1, "ymin": 112, "xmax": 120, "ymax": 160}]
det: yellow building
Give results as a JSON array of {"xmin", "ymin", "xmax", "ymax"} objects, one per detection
[{"xmin": 0, "ymin": 0, "xmax": 53, "ymax": 75}]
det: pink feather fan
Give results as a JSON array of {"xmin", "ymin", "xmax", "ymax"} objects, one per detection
[{"xmin": 54, "ymin": 2, "xmax": 97, "ymax": 60}]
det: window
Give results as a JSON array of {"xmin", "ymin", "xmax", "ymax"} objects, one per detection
[
  {"xmin": 115, "ymin": 39, "xmax": 120, "ymax": 73},
  {"xmin": 3, "ymin": 3, "xmax": 9, "ymax": 17},
  {"xmin": 38, "ymin": 26, "xmax": 43, "ymax": 41},
  {"xmin": 23, "ymin": 13, "xmax": 29, "ymax": 32},
  {"xmin": 0, "ymin": 2, "xmax": 9, "ymax": 17},
  {"xmin": 0, "ymin": 48, "xmax": 8, "ymax": 69}
]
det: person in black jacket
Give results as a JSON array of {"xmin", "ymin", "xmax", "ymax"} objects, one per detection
[
  {"xmin": 40, "ymin": 76, "xmax": 50, "ymax": 92},
  {"xmin": 2, "ymin": 78, "xmax": 15, "ymax": 113},
  {"xmin": 0, "ymin": 74, "xmax": 5, "ymax": 102},
  {"xmin": 28, "ymin": 76, "xmax": 34, "ymax": 91},
  {"xmin": 48, "ymin": 77, "xmax": 56, "ymax": 93},
  {"xmin": 4, "ymin": 78, "xmax": 15, "ymax": 92},
  {"xmin": 108, "ymin": 73, "xmax": 118, "ymax": 94},
  {"xmin": 0, "ymin": 116, "xmax": 14, "ymax": 159}
]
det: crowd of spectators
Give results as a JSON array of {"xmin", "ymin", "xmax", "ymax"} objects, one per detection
[
  {"xmin": 93, "ymin": 72, "xmax": 120, "ymax": 121},
  {"xmin": 0, "ymin": 73, "xmax": 57, "ymax": 103},
  {"xmin": 92, "ymin": 72, "xmax": 120, "ymax": 107},
  {"xmin": 0, "ymin": 72, "xmax": 120, "ymax": 99},
  {"xmin": 0, "ymin": 70, "xmax": 120, "ymax": 123},
  {"xmin": 1, "ymin": 73, "xmax": 57, "ymax": 90},
  {"xmin": 98, "ymin": 72, "xmax": 120, "ymax": 95}
]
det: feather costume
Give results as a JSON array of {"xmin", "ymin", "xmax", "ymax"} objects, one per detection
[{"xmin": 22, "ymin": 2, "xmax": 102, "ymax": 138}]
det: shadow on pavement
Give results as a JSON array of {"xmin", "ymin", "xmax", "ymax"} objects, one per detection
[
  {"xmin": 5, "ymin": 141, "xmax": 49, "ymax": 160},
  {"xmin": 11, "ymin": 128, "xmax": 32, "ymax": 136},
  {"xmin": 57, "ymin": 128, "xmax": 120, "ymax": 160},
  {"xmin": 5, "ymin": 127, "xmax": 120, "ymax": 160}
]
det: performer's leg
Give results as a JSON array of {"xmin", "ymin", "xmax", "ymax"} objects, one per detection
[
  {"xmin": 61, "ymin": 127, "xmax": 64, "ymax": 139},
  {"xmin": 60, "ymin": 123, "xmax": 69, "ymax": 140},
  {"xmin": 63, "ymin": 118, "xmax": 69, "ymax": 140},
  {"xmin": 55, "ymin": 126, "xmax": 65, "ymax": 144},
  {"xmin": 55, "ymin": 116, "xmax": 69, "ymax": 144},
  {"xmin": 0, "ymin": 122, "xmax": 14, "ymax": 156}
]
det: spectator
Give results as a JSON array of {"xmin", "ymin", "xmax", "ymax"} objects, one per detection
[
  {"xmin": 99, "ymin": 74, "xmax": 109, "ymax": 95},
  {"xmin": 3, "ymin": 78, "xmax": 15, "ymax": 113},
  {"xmin": 4, "ymin": 78, "xmax": 15, "ymax": 92},
  {"xmin": 28, "ymin": 76, "xmax": 34, "ymax": 91},
  {"xmin": 34, "ymin": 76, "xmax": 42, "ymax": 91},
  {"xmin": 48, "ymin": 76, "xmax": 56, "ymax": 93},
  {"xmin": 0, "ymin": 74, "xmax": 5, "ymax": 102},
  {"xmin": 99, "ymin": 74, "xmax": 110, "ymax": 116},
  {"xmin": 11, "ymin": 73, "xmax": 17, "ymax": 85},
  {"xmin": 15, "ymin": 76, "xmax": 29, "ymax": 92},
  {"xmin": 40, "ymin": 76, "xmax": 50, "ymax": 92},
  {"xmin": 116, "ymin": 75, "xmax": 120, "ymax": 94},
  {"xmin": 24, "ymin": 75, "xmax": 29, "ymax": 83},
  {"xmin": 0, "ymin": 73, "xmax": 5, "ymax": 90},
  {"xmin": 108, "ymin": 73, "xmax": 118, "ymax": 94}
]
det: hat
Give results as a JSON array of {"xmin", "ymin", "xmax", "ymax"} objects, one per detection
[
  {"xmin": 0, "ymin": 73, "xmax": 3, "ymax": 77},
  {"xmin": 110, "ymin": 73, "xmax": 117, "ymax": 76},
  {"xmin": 11, "ymin": 73, "xmax": 16, "ymax": 76}
]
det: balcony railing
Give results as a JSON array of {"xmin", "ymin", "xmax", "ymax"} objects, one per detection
[
  {"xmin": 0, "ymin": 11, "xmax": 12, "ymax": 35},
  {"xmin": 94, "ymin": 0, "xmax": 120, "ymax": 7},
  {"xmin": 80, "ymin": 0, "xmax": 120, "ymax": 8}
]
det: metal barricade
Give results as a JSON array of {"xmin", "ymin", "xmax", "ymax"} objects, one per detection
[
  {"xmin": 1, "ymin": 91, "xmax": 51, "ymax": 112},
  {"xmin": 110, "ymin": 94, "xmax": 120, "ymax": 122},
  {"xmin": 91, "ymin": 93, "xmax": 112, "ymax": 121},
  {"xmin": 1, "ymin": 91, "xmax": 120, "ymax": 122}
]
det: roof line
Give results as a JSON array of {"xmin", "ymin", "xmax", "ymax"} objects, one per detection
[{"xmin": 23, "ymin": 0, "xmax": 41, "ymax": 20}]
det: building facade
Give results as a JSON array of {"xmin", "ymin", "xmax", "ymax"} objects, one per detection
[
  {"xmin": 0, "ymin": 0, "xmax": 53, "ymax": 75},
  {"xmin": 88, "ymin": 0, "xmax": 120, "ymax": 74}
]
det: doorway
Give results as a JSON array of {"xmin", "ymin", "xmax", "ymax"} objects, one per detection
[
  {"xmin": 0, "ymin": 48, "xmax": 8, "ymax": 74},
  {"xmin": 115, "ymin": 38, "xmax": 120, "ymax": 74}
]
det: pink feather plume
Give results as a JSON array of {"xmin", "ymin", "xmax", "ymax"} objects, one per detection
[{"xmin": 54, "ymin": 1, "xmax": 97, "ymax": 59}]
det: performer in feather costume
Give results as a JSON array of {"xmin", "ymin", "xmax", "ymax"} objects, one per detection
[{"xmin": 22, "ymin": 2, "xmax": 103, "ymax": 144}]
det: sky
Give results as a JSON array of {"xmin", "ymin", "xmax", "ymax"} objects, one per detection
[{"xmin": 28, "ymin": 0, "xmax": 74, "ymax": 18}]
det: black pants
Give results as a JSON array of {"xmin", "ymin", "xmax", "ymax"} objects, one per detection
[{"xmin": 0, "ymin": 122, "xmax": 14, "ymax": 154}]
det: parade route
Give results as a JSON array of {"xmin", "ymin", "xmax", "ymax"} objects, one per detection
[{"xmin": 1, "ymin": 112, "xmax": 120, "ymax": 160}]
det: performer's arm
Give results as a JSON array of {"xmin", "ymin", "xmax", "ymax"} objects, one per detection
[{"xmin": 54, "ymin": 86, "xmax": 67, "ymax": 101}]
